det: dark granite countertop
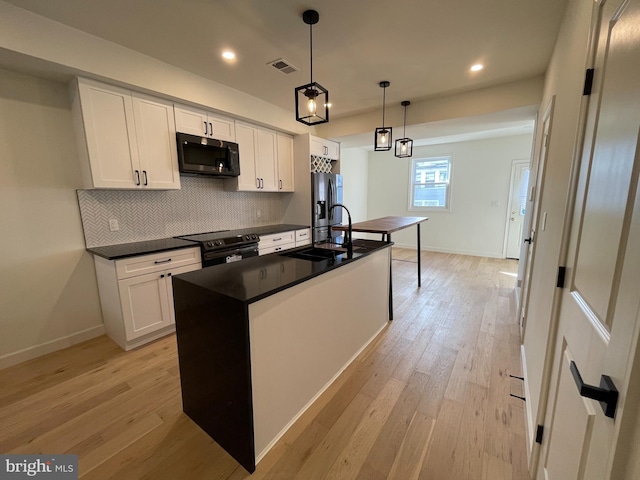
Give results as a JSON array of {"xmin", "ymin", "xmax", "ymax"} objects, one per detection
[
  {"xmin": 87, "ymin": 238, "xmax": 198, "ymax": 260},
  {"xmin": 172, "ymin": 239, "xmax": 391, "ymax": 304},
  {"xmin": 86, "ymin": 224, "xmax": 311, "ymax": 260}
]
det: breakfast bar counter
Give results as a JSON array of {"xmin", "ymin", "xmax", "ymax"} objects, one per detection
[{"xmin": 333, "ymin": 216, "xmax": 428, "ymax": 319}]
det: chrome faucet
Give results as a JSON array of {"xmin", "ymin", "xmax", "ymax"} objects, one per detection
[{"xmin": 329, "ymin": 203, "xmax": 353, "ymax": 258}]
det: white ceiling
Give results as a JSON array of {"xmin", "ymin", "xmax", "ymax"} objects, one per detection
[{"xmin": 3, "ymin": 0, "xmax": 567, "ymax": 124}]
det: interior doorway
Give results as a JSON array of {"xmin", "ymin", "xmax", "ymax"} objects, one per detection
[{"xmin": 504, "ymin": 159, "xmax": 530, "ymax": 259}]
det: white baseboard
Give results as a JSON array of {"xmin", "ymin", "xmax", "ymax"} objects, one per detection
[
  {"xmin": 521, "ymin": 345, "xmax": 535, "ymax": 465},
  {"xmin": 391, "ymin": 242, "xmax": 504, "ymax": 259},
  {"xmin": 0, "ymin": 325, "xmax": 105, "ymax": 370}
]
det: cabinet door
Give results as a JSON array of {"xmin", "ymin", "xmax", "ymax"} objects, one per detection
[
  {"xmin": 235, "ymin": 122, "xmax": 259, "ymax": 191},
  {"xmin": 132, "ymin": 93, "xmax": 180, "ymax": 190},
  {"xmin": 325, "ymin": 140, "xmax": 340, "ymax": 160},
  {"xmin": 174, "ymin": 105, "xmax": 208, "ymax": 136},
  {"xmin": 256, "ymin": 128, "xmax": 278, "ymax": 191},
  {"xmin": 208, "ymin": 113, "xmax": 236, "ymax": 142},
  {"xmin": 118, "ymin": 272, "xmax": 172, "ymax": 341},
  {"xmin": 309, "ymin": 135, "xmax": 327, "ymax": 157},
  {"xmin": 77, "ymin": 79, "xmax": 139, "ymax": 188},
  {"xmin": 277, "ymin": 133, "xmax": 294, "ymax": 191},
  {"xmin": 165, "ymin": 263, "xmax": 202, "ymax": 323}
]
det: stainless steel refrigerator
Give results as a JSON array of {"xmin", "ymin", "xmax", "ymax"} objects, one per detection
[{"xmin": 312, "ymin": 172, "xmax": 343, "ymax": 243}]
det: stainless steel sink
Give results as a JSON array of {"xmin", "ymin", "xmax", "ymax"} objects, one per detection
[{"xmin": 282, "ymin": 247, "xmax": 342, "ymax": 262}]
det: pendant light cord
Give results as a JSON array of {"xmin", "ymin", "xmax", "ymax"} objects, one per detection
[
  {"xmin": 309, "ymin": 23, "xmax": 313, "ymax": 84},
  {"xmin": 382, "ymin": 85, "xmax": 386, "ymax": 127},
  {"xmin": 403, "ymin": 104, "xmax": 407, "ymax": 137}
]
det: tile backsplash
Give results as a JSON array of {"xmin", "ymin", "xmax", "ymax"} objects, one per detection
[{"xmin": 77, "ymin": 176, "xmax": 284, "ymax": 247}]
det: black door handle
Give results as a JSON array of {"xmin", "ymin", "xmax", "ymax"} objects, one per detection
[
  {"xmin": 524, "ymin": 237, "xmax": 533, "ymax": 244},
  {"xmin": 570, "ymin": 361, "xmax": 618, "ymax": 418}
]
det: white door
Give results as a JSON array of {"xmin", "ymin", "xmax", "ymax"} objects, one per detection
[
  {"xmin": 256, "ymin": 128, "xmax": 278, "ymax": 191},
  {"xmin": 277, "ymin": 133, "xmax": 294, "ymax": 192},
  {"xmin": 519, "ymin": 102, "xmax": 553, "ymax": 335},
  {"xmin": 235, "ymin": 122, "xmax": 259, "ymax": 191},
  {"xmin": 538, "ymin": 0, "xmax": 640, "ymax": 478},
  {"xmin": 505, "ymin": 160, "xmax": 530, "ymax": 259},
  {"xmin": 132, "ymin": 93, "xmax": 180, "ymax": 190},
  {"xmin": 174, "ymin": 105, "xmax": 208, "ymax": 137},
  {"xmin": 119, "ymin": 272, "xmax": 171, "ymax": 340},
  {"xmin": 78, "ymin": 79, "xmax": 139, "ymax": 188}
]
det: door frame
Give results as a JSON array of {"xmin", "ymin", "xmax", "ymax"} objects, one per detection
[{"xmin": 503, "ymin": 158, "xmax": 531, "ymax": 260}]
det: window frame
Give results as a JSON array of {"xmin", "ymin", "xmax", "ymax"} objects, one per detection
[{"xmin": 408, "ymin": 155, "xmax": 452, "ymax": 212}]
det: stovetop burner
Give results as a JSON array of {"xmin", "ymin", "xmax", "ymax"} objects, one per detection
[{"xmin": 176, "ymin": 229, "xmax": 260, "ymax": 252}]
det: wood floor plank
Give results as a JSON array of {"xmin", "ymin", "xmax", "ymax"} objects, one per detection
[
  {"xmin": 0, "ymin": 250, "xmax": 529, "ymax": 480},
  {"xmin": 323, "ymin": 377, "xmax": 405, "ymax": 480}
]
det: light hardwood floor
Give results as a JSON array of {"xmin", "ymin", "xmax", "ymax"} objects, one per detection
[{"xmin": 0, "ymin": 249, "xmax": 529, "ymax": 479}]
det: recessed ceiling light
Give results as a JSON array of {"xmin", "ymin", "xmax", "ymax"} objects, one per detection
[
  {"xmin": 470, "ymin": 64, "xmax": 484, "ymax": 72},
  {"xmin": 222, "ymin": 51, "xmax": 236, "ymax": 61}
]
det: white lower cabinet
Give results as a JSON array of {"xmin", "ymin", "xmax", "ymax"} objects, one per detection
[
  {"xmin": 295, "ymin": 228, "xmax": 311, "ymax": 246},
  {"xmin": 94, "ymin": 247, "xmax": 201, "ymax": 350},
  {"xmin": 258, "ymin": 231, "xmax": 296, "ymax": 255}
]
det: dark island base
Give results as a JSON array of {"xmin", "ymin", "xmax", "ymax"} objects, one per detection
[{"xmin": 173, "ymin": 282, "xmax": 257, "ymax": 473}]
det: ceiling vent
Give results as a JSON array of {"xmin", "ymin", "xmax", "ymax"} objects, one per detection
[{"xmin": 268, "ymin": 58, "xmax": 300, "ymax": 75}]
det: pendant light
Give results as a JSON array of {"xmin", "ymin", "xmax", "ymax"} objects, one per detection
[
  {"xmin": 295, "ymin": 10, "xmax": 329, "ymax": 125},
  {"xmin": 374, "ymin": 81, "xmax": 392, "ymax": 151},
  {"xmin": 394, "ymin": 101, "xmax": 413, "ymax": 158}
]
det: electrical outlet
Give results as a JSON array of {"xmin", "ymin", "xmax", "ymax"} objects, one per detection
[
  {"xmin": 109, "ymin": 219, "xmax": 119, "ymax": 232},
  {"xmin": 256, "ymin": 209, "xmax": 262, "ymax": 218}
]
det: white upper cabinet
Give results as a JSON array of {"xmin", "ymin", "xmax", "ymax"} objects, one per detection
[
  {"xmin": 309, "ymin": 134, "xmax": 340, "ymax": 160},
  {"xmin": 174, "ymin": 104, "xmax": 235, "ymax": 142},
  {"xmin": 232, "ymin": 121, "xmax": 282, "ymax": 192},
  {"xmin": 277, "ymin": 133, "xmax": 294, "ymax": 192},
  {"xmin": 72, "ymin": 78, "xmax": 180, "ymax": 190}
]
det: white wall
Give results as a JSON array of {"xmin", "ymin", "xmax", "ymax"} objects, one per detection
[
  {"xmin": 0, "ymin": 69, "xmax": 104, "ymax": 367},
  {"xmin": 339, "ymin": 148, "xmax": 369, "ymax": 223},
  {"xmin": 365, "ymin": 135, "xmax": 533, "ymax": 257}
]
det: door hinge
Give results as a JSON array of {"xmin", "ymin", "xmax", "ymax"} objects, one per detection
[
  {"xmin": 544, "ymin": 133, "xmax": 549, "ymax": 147},
  {"xmin": 536, "ymin": 424, "xmax": 544, "ymax": 444},
  {"xmin": 583, "ymin": 68, "xmax": 594, "ymax": 95},
  {"xmin": 557, "ymin": 266, "xmax": 566, "ymax": 288}
]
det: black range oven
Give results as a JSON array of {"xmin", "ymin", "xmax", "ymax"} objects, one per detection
[{"xmin": 176, "ymin": 231, "xmax": 260, "ymax": 268}]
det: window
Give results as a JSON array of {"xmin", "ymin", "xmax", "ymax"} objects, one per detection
[{"xmin": 409, "ymin": 156, "xmax": 451, "ymax": 210}]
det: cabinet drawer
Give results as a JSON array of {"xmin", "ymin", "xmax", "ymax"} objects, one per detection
[
  {"xmin": 259, "ymin": 231, "xmax": 296, "ymax": 249},
  {"xmin": 259, "ymin": 242, "xmax": 296, "ymax": 256},
  {"xmin": 295, "ymin": 229, "xmax": 311, "ymax": 243},
  {"xmin": 115, "ymin": 247, "xmax": 201, "ymax": 279}
]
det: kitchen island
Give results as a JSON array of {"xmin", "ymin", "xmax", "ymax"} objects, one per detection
[{"xmin": 172, "ymin": 240, "xmax": 392, "ymax": 473}]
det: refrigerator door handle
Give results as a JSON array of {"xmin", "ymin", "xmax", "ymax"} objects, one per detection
[{"xmin": 328, "ymin": 178, "xmax": 333, "ymax": 221}]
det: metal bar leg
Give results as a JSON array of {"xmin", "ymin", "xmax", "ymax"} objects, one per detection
[
  {"xmin": 417, "ymin": 224, "xmax": 421, "ymax": 287},
  {"xmin": 388, "ymin": 233, "xmax": 393, "ymax": 320}
]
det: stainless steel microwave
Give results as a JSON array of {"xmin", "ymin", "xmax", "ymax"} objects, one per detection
[{"xmin": 176, "ymin": 132, "xmax": 240, "ymax": 177}]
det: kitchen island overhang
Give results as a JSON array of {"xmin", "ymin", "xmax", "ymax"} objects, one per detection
[{"xmin": 172, "ymin": 240, "xmax": 392, "ymax": 473}]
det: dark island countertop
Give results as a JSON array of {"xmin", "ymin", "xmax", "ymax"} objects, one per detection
[
  {"xmin": 172, "ymin": 239, "xmax": 391, "ymax": 304},
  {"xmin": 86, "ymin": 224, "xmax": 311, "ymax": 260}
]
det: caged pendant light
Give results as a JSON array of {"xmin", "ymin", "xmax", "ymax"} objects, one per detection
[
  {"xmin": 374, "ymin": 81, "xmax": 392, "ymax": 151},
  {"xmin": 394, "ymin": 101, "xmax": 413, "ymax": 158},
  {"xmin": 295, "ymin": 10, "xmax": 329, "ymax": 125}
]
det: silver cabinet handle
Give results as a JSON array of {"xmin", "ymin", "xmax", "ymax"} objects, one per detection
[
  {"xmin": 143, "ymin": 170, "xmax": 148, "ymax": 186},
  {"xmin": 279, "ymin": 179, "xmax": 283, "ymax": 190},
  {"xmin": 134, "ymin": 170, "xmax": 140, "ymax": 185},
  {"xmin": 256, "ymin": 178, "xmax": 260, "ymax": 189},
  {"xmin": 273, "ymin": 237, "xmax": 282, "ymax": 242},
  {"xmin": 203, "ymin": 121, "xmax": 208, "ymax": 136},
  {"xmin": 209, "ymin": 122, "xmax": 213, "ymax": 136}
]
